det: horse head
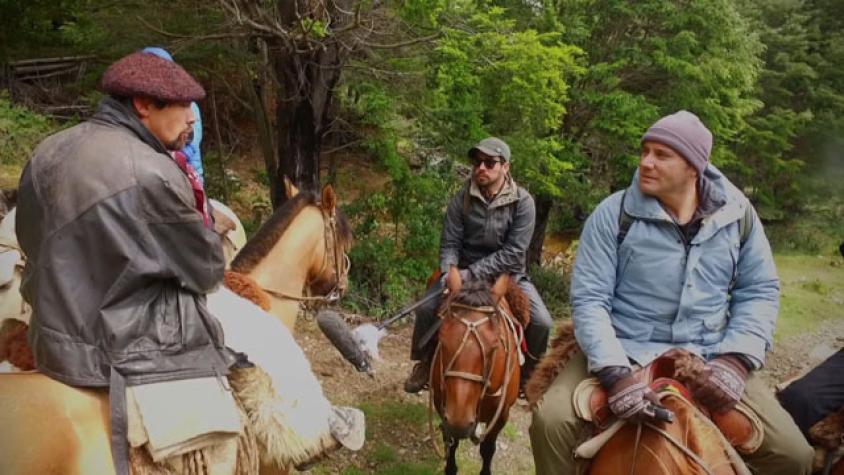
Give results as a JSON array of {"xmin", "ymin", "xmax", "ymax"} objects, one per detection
[
  {"xmin": 305, "ymin": 184, "xmax": 353, "ymax": 301},
  {"xmin": 228, "ymin": 181, "xmax": 353, "ymax": 330},
  {"xmin": 433, "ymin": 270, "xmax": 519, "ymax": 443}
]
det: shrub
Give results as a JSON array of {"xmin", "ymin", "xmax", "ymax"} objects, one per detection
[{"xmin": 0, "ymin": 93, "xmax": 61, "ymax": 168}]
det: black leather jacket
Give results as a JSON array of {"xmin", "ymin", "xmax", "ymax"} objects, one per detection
[{"xmin": 17, "ymin": 97, "xmax": 233, "ymax": 387}]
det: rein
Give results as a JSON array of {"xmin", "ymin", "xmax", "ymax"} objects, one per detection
[
  {"xmin": 429, "ymin": 300, "xmax": 519, "ymax": 446},
  {"xmin": 260, "ymin": 207, "xmax": 350, "ymax": 307}
]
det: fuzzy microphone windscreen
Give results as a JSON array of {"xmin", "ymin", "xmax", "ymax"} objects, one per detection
[{"xmin": 316, "ymin": 310, "xmax": 371, "ymax": 373}]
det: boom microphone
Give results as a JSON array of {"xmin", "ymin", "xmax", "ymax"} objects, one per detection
[{"xmin": 316, "ymin": 310, "xmax": 372, "ymax": 374}]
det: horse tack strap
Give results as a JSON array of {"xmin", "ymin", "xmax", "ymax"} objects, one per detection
[
  {"xmin": 497, "ymin": 305, "xmax": 525, "ymax": 366},
  {"xmin": 444, "ymin": 370, "xmax": 485, "ymax": 382},
  {"xmin": 449, "ymin": 303, "xmax": 497, "ymax": 314},
  {"xmin": 648, "ymin": 395, "xmax": 753, "ymax": 475},
  {"xmin": 258, "ymin": 207, "xmax": 349, "ymax": 307},
  {"xmin": 110, "ymin": 368, "xmax": 131, "ymax": 475}
]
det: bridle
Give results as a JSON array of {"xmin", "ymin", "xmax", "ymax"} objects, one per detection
[
  {"xmin": 429, "ymin": 300, "xmax": 520, "ymax": 444},
  {"xmin": 260, "ymin": 206, "xmax": 350, "ymax": 307}
]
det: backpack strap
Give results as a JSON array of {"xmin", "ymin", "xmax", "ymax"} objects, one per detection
[
  {"xmin": 738, "ymin": 202, "xmax": 754, "ymax": 247},
  {"xmin": 617, "ymin": 190, "xmax": 634, "ymax": 247}
]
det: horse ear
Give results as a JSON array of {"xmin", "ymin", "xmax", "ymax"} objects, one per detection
[
  {"xmin": 490, "ymin": 274, "xmax": 509, "ymax": 303},
  {"xmin": 283, "ymin": 176, "xmax": 299, "ymax": 199},
  {"xmin": 321, "ymin": 184, "xmax": 337, "ymax": 215},
  {"xmin": 446, "ymin": 266, "xmax": 462, "ymax": 296}
]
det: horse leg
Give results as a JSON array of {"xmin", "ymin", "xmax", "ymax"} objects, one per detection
[
  {"xmin": 479, "ymin": 417, "xmax": 508, "ymax": 475},
  {"xmin": 479, "ymin": 435, "xmax": 497, "ymax": 475},
  {"xmin": 444, "ymin": 434, "xmax": 459, "ymax": 475}
]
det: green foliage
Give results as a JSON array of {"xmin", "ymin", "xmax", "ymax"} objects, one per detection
[
  {"xmin": 776, "ymin": 255, "xmax": 844, "ymax": 339},
  {"xmin": 344, "ymin": 165, "xmax": 454, "ymax": 316},
  {"xmin": 550, "ymin": 0, "xmax": 763, "ymax": 197},
  {"xmin": 429, "ymin": 7, "xmax": 583, "ymax": 203},
  {"xmin": 339, "ymin": 80, "xmax": 456, "ymax": 315},
  {"xmin": 529, "ymin": 264, "xmax": 571, "ymax": 320},
  {"xmin": 0, "ymin": 0, "xmax": 88, "ymax": 60},
  {"xmin": 766, "ymin": 171, "xmax": 844, "ymax": 255},
  {"xmin": 0, "ymin": 94, "xmax": 64, "ymax": 186},
  {"xmin": 399, "ymin": 0, "xmax": 449, "ymax": 27}
]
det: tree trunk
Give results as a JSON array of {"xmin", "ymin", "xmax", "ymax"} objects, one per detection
[
  {"xmin": 247, "ymin": 38, "xmax": 280, "ymax": 208},
  {"xmin": 270, "ymin": 0, "xmax": 347, "ymax": 207},
  {"xmin": 527, "ymin": 194, "xmax": 553, "ymax": 268}
]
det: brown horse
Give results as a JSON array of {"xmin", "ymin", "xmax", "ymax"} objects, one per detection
[
  {"xmin": 0, "ymin": 184, "xmax": 354, "ymax": 475},
  {"xmin": 526, "ymin": 322, "xmax": 755, "ymax": 475},
  {"xmin": 431, "ymin": 269, "xmax": 525, "ymax": 475},
  {"xmin": 587, "ymin": 380, "xmax": 749, "ymax": 475}
]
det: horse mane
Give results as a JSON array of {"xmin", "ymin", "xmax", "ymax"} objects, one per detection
[
  {"xmin": 444, "ymin": 277, "xmax": 530, "ymax": 327},
  {"xmin": 0, "ymin": 318, "xmax": 35, "ymax": 370},
  {"xmin": 448, "ymin": 278, "xmax": 496, "ymax": 309},
  {"xmin": 525, "ymin": 319, "xmax": 579, "ymax": 408},
  {"xmin": 504, "ymin": 280, "xmax": 530, "ymax": 327},
  {"xmin": 230, "ymin": 191, "xmax": 353, "ymax": 274}
]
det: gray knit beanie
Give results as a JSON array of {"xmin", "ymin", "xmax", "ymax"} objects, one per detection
[{"xmin": 641, "ymin": 110, "xmax": 712, "ymax": 176}]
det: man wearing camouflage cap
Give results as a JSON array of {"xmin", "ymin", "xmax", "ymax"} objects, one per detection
[
  {"xmin": 404, "ymin": 137, "xmax": 553, "ymax": 394},
  {"xmin": 16, "ymin": 51, "xmax": 236, "ymax": 471}
]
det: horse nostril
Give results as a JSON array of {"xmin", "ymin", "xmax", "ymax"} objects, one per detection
[{"xmin": 443, "ymin": 420, "xmax": 477, "ymax": 440}]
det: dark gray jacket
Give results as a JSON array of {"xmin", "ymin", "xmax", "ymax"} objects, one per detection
[
  {"xmin": 17, "ymin": 97, "xmax": 233, "ymax": 388},
  {"xmin": 440, "ymin": 177, "xmax": 536, "ymax": 281}
]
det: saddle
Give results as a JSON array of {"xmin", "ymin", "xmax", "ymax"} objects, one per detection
[{"xmin": 572, "ymin": 349, "xmax": 764, "ymax": 455}]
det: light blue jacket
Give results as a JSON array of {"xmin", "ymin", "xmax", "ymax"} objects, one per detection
[
  {"xmin": 183, "ymin": 102, "xmax": 204, "ymax": 182},
  {"xmin": 571, "ymin": 165, "xmax": 779, "ymax": 373}
]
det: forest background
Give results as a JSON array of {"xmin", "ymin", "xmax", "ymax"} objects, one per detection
[
  {"xmin": 1, "ymin": 0, "xmax": 842, "ymax": 320},
  {"xmin": 2, "ymin": 2, "xmax": 843, "ymax": 472}
]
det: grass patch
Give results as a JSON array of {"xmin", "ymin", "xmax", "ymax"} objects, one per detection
[
  {"xmin": 322, "ymin": 399, "xmax": 443, "ymax": 474},
  {"xmin": 501, "ymin": 422, "xmax": 519, "ymax": 441},
  {"xmin": 371, "ymin": 442, "xmax": 398, "ymax": 464},
  {"xmin": 775, "ymin": 255, "xmax": 844, "ymax": 340},
  {"xmin": 359, "ymin": 400, "xmax": 428, "ymax": 428}
]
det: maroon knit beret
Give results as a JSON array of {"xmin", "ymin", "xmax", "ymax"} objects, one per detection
[{"xmin": 100, "ymin": 52, "xmax": 206, "ymax": 102}]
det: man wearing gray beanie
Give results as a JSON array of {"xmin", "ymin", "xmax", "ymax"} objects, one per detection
[{"xmin": 529, "ymin": 111, "xmax": 813, "ymax": 474}]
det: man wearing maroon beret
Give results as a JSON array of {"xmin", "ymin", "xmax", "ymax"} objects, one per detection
[{"xmin": 15, "ymin": 51, "xmax": 236, "ymax": 472}]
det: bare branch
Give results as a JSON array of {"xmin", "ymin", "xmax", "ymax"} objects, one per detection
[
  {"xmin": 322, "ymin": 139, "xmax": 364, "ymax": 155},
  {"xmin": 136, "ymin": 15, "xmax": 257, "ymax": 41},
  {"xmin": 360, "ymin": 32, "xmax": 441, "ymax": 50}
]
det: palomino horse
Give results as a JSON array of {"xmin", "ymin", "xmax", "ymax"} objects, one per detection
[
  {"xmin": 431, "ymin": 269, "xmax": 526, "ymax": 475},
  {"xmin": 227, "ymin": 183, "xmax": 352, "ymax": 332},
  {"xmin": 0, "ymin": 184, "xmax": 355, "ymax": 475}
]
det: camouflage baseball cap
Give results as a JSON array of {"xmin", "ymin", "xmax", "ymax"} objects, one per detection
[{"xmin": 468, "ymin": 137, "xmax": 511, "ymax": 162}]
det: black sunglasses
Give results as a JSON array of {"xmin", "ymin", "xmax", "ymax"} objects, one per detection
[{"xmin": 471, "ymin": 157, "xmax": 503, "ymax": 169}]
